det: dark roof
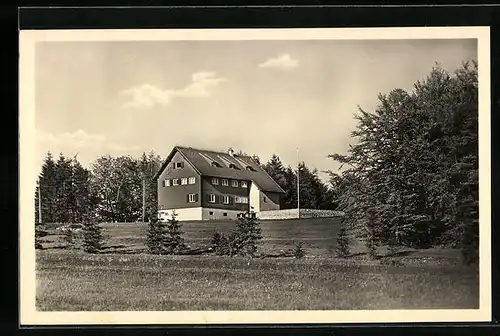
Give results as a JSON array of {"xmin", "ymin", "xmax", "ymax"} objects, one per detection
[{"xmin": 154, "ymin": 146, "xmax": 285, "ymax": 194}]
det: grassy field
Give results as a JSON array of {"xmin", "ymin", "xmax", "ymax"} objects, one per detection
[{"xmin": 36, "ymin": 218, "xmax": 479, "ymax": 311}]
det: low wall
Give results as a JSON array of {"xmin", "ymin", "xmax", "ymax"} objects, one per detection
[{"xmin": 259, "ymin": 208, "xmax": 344, "ymax": 220}]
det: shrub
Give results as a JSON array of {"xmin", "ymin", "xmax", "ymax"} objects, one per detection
[
  {"xmin": 230, "ymin": 210, "xmax": 263, "ymax": 257},
  {"xmin": 293, "ymin": 241, "xmax": 306, "ymax": 259},
  {"xmin": 35, "ymin": 223, "xmax": 48, "ymax": 249},
  {"xmin": 335, "ymin": 225, "xmax": 351, "ymax": 258},
  {"xmin": 82, "ymin": 216, "xmax": 104, "ymax": 253},
  {"xmin": 61, "ymin": 227, "xmax": 82, "ymax": 249},
  {"xmin": 164, "ymin": 211, "xmax": 187, "ymax": 254},
  {"xmin": 211, "ymin": 232, "xmax": 231, "ymax": 256},
  {"xmin": 147, "ymin": 213, "xmax": 166, "ymax": 255}
]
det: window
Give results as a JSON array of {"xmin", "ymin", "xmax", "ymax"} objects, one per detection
[
  {"xmin": 229, "ymin": 163, "xmax": 240, "ymax": 170},
  {"xmin": 232, "ymin": 180, "xmax": 238, "ymax": 187},
  {"xmin": 181, "ymin": 177, "xmax": 188, "ymax": 185},
  {"xmin": 209, "ymin": 194, "xmax": 216, "ymax": 203},
  {"xmin": 188, "ymin": 193, "xmax": 197, "ymax": 203},
  {"xmin": 222, "ymin": 179, "xmax": 229, "ymax": 186},
  {"xmin": 222, "ymin": 196, "xmax": 230, "ymax": 204},
  {"xmin": 188, "ymin": 177, "xmax": 196, "ymax": 184},
  {"xmin": 223, "ymin": 212, "xmax": 228, "ymax": 217},
  {"xmin": 246, "ymin": 166, "xmax": 256, "ymax": 172},
  {"xmin": 212, "ymin": 178, "xmax": 219, "ymax": 185},
  {"xmin": 164, "ymin": 180, "xmax": 171, "ymax": 187},
  {"xmin": 263, "ymin": 196, "xmax": 267, "ymax": 203},
  {"xmin": 241, "ymin": 181, "xmax": 248, "ymax": 188},
  {"xmin": 235, "ymin": 196, "xmax": 248, "ymax": 204},
  {"xmin": 176, "ymin": 162, "xmax": 184, "ymax": 169},
  {"xmin": 172, "ymin": 179, "xmax": 179, "ymax": 186},
  {"xmin": 211, "ymin": 161, "xmax": 222, "ymax": 168},
  {"xmin": 209, "ymin": 211, "xmax": 214, "ymax": 216}
]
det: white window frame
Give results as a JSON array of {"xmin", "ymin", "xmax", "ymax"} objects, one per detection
[
  {"xmin": 222, "ymin": 179, "xmax": 229, "ymax": 186},
  {"xmin": 188, "ymin": 193, "xmax": 196, "ymax": 203},
  {"xmin": 188, "ymin": 177, "xmax": 196, "ymax": 184},
  {"xmin": 235, "ymin": 196, "xmax": 241, "ymax": 203},
  {"xmin": 172, "ymin": 179, "xmax": 179, "ymax": 186},
  {"xmin": 232, "ymin": 180, "xmax": 238, "ymax": 187},
  {"xmin": 243, "ymin": 197, "xmax": 248, "ymax": 204},
  {"xmin": 209, "ymin": 194, "xmax": 216, "ymax": 203},
  {"xmin": 241, "ymin": 181, "xmax": 247, "ymax": 188},
  {"xmin": 165, "ymin": 180, "xmax": 171, "ymax": 187},
  {"xmin": 212, "ymin": 178, "xmax": 219, "ymax": 185},
  {"xmin": 222, "ymin": 195, "xmax": 230, "ymax": 204},
  {"xmin": 181, "ymin": 177, "xmax": 188, "ymax": 185}
]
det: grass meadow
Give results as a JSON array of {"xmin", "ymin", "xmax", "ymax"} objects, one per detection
[{"xmin": 36, "ymin": 218, "xmax": 479, "ymax": 311}]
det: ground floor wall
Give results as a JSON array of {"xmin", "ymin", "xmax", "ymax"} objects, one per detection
[
  {"xmin": 159, "ymin": 207, "xmax": 246, "ymax": 221},
  {"xmin": 158, "ymin": 207, "xmax": 203, "ymax": 221}
]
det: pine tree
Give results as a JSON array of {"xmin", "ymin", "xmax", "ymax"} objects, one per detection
[
  {"xmin": 335, "ymin": 225, "xmax": 351, "ymax": 258},
  {"xmin": 37, "ymin": 152, "xmax": 57, "ymax": 223},
  {"xmin": 146, "ymin": 213, "xmax": 166, "ymax": 255},
  {"xmin": 54, "ymin": 153, "xmax": 74, "ymax": 223},
  {"xmin": 293, "ymin": 241, "xmax": 306, "ymax": 259},
  {"xmin": 231, "ymin": 209, "xmax": 263, "ymax": 257},
  {"xmin": 82, "ymin": 214, "xmax": 104, "ymax": 253},
  {"xmin": 164, "ymin": 211, "xmax": 186, "ymax": 254}
]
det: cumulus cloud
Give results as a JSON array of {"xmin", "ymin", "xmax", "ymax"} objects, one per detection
[
  {"xmin": 258, "ymin": 54, "xmax": 299, "ymax": 70},
  {"xmin": 121, "ymin": 71, "xmax": 226, "ymax": 109},
  {"xmin": 37, "ymin": 129, "xmax": 140, "ymax": 152}
]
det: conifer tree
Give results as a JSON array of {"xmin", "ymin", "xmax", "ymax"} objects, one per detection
[
  {"xmin": 231, "ymin": 209, "xmax": 263, "ymax": 257},
  {"xmin": 82, "ymin": 214, "xmax": 104, "ymax": 253},
  {"xmin": 164, "ymin": 211, "xmax": 187, "ymax": 254},
  {"xmin": 335, "ymin": 225, "xmax": 351, "ymax": 258}
]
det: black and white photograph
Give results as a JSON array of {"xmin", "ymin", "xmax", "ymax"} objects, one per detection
[{"xmin": 19, "ymin": 27, "xmax": 491, "ymax": 325}]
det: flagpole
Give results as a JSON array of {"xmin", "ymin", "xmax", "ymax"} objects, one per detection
[{"xmin": 296, "ymin": 147, "xmax": 300, "ymax": 218}]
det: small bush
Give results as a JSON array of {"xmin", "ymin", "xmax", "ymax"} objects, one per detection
[
  {"xmin": 82, "ymin": 216, "xmax": 104, "ymax": 253},
  {"xmin": 61, "ymin": 227, "xmax": 82, "ymax": 249},
  {"xmin": 293, "ymin": 242, "xmax": 306, "ymax": 259},
  {"xmin": 230, "ymin": 210, "xmax": 263, "ymax": 257},
  {"xmin": 335, "ymin": 225, "xmax": 351, "ymax": 258},
  {"xmin": 35, "ymin": 224, "xmax": 48, "ymax": 249},
  {"xmin": 211, "ymin": 232, "xmax": 231, "ymax": 256}
]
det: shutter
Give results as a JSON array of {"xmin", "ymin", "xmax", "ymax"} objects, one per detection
[
  {"xmin": 195, "ymin": 194, "xmax": 199, "ymax": 202},
  {"xmin": 214, "ymin": 195, "xmax": 219, "ymax": 204},
  {"xmin": 229, "ymin": 196, "xmax": 234, "ymax": 205},
  {"xmin": 180, "ymin": 162, "xmax": 184, "ymax": 168},
  {"xmin": 186, "ymin": 194, "xmax": 190, "ymax": 203}
]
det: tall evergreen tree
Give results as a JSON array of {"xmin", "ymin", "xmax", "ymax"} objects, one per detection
[{"xmin": 37, "ymin": 152, "xmax": 57, "ymax": 223}]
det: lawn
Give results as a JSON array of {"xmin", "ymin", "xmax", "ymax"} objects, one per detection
[
  {"xmin": 36, "ymin": 250, "xmax": 478, "ymax": 311},
  {"xmin": 36, "ymin": 219, "xmax": 479, "ymax": 311}
]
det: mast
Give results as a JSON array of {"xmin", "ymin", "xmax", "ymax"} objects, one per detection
[{"xmin": 297, "ymin": 147, "xmax": 300, "ymax": 218}]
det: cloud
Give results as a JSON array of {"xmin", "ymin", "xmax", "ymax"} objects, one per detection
[
  {"xmin": 121, "ymin": 71, "xmax": 226, "ymax": 109},
  {"xmin": 37, "ymin": 129, "xmax": 140, "ymax": 152},
  {"xmin": 258, "ymin": 54, "xmax": 299, "ymax": 70}
]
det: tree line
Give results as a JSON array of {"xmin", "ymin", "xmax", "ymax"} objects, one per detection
[
  {"xmin": 329, "ymin": 61, "xmax": 479, "ymax": 264},
  {"xmin": 35, "ymin": 151, "xmax": 336, "ymax": 224}
]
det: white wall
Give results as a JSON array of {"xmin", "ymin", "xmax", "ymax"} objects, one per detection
[
  {"xmin": 249, "ymin": 183, "xmax": 261, "ymax": 212},
  {"xmin": 201, "ymin": 208, "xmax": 242, "ymax": 220},
  {"xmin": 158, "ymin": 207, "xmax": 202, "ymax": 221}
]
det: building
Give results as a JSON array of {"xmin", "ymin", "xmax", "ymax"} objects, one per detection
[{"xmin": 153, "ymin": 146, "xmax": 285, "ymax": 221}]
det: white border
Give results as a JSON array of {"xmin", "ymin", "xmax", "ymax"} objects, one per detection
[{"xmin": 19, "ymin": 27, "xmax": 491, "ymax": 325}]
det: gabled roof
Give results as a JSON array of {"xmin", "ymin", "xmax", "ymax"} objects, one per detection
[{"xmin": 153, "ymin": 146, "xmax": 285, "ymax": 194}]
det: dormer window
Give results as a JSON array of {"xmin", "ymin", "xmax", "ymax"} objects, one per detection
[
  {"xmin": 229, "ymin": 163, "xmax": 240, "ymax": 170},
  {"xmin": 211, "ymin": 161, "xmax": 222, "ymax": 168},
  {"xmin": 246, "ymin": 166, "xmax": 256, "ymax": 172}
]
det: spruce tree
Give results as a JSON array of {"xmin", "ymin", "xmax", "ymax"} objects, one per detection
[
  {"xmin": 335, "ymin": 225, "xmax": 351, "ymax": 258},
  {"xmin": 231, "ymin": 209, "xmax": 263, "ymax": 257},
  {"xmin": 164, "ymin": 211, "xmax": 186, "ymax": 254},
  {"xmin": 82, "ymin": 214, "xmax": 104, "ymax": 253},
  {"xmin": 146, "ymin": 213, "xmax": 166, "ymax": 255}
]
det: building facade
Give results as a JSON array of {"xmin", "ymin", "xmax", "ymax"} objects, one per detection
[{"xmin": 154, "ymin": 146, "xmax": 285, "ymax": 221}]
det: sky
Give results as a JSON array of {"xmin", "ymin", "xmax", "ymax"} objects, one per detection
[{"xmin": 34, "ymin": 38, "xmax": 477, "ymax": 182}]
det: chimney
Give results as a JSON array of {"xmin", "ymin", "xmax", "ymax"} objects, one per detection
[{"xmin": 228, "ymin": 148, "xmax": 234, "ymax": 157}]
